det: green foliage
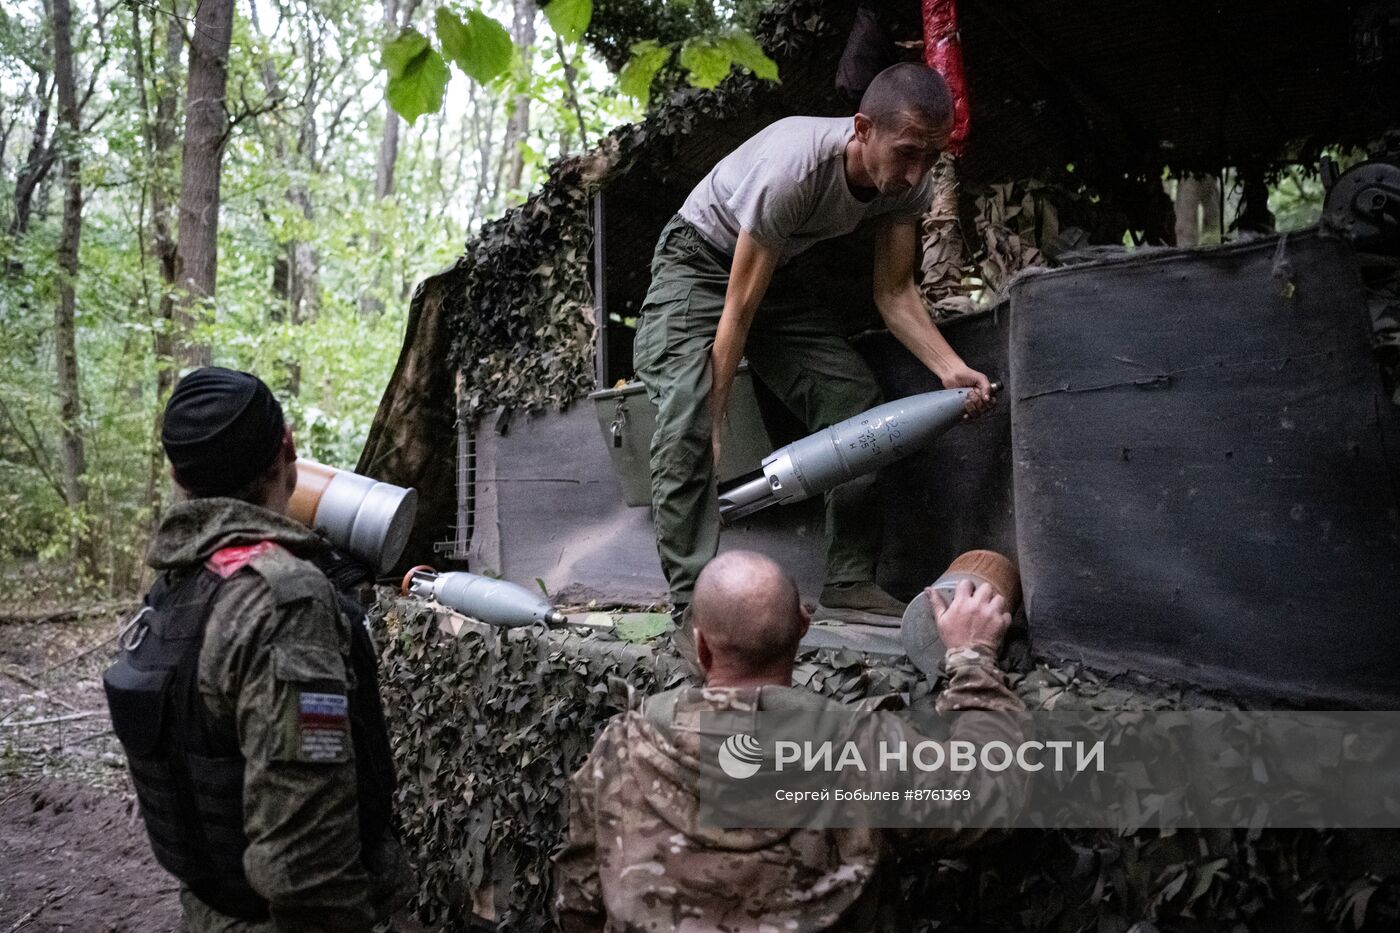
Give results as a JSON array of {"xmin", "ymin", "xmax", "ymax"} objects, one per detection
[
  {"xmin": 581, "ymin": 0, "xmax": 770, "ymax": 73},
  {"xmin": 380, "ymin": 0, "xmax": 778, "ymax": 121},
  {"xmin": 435, "ymin": 6, "xmax": 513, "ymax": 85},
  {"xmin": 713, "ymin": 28, "xmax": 779, "ymax": 81},
  {"xmin": 676, "ymin": 35, "xmax": 731, "ymax": 88},
  {"xmin": 542, "ymin": 0, "xmax": 592, "ymax": 45},
  {"xmin": 678, "ymin": 29, "xmax": 778, "ymax": 89},
  {"xmin": 2, "ymin": 0, "xmax": 635, "ymax": 593},
  {"xmin": 617, "ymin": 39, "xmax": 670, "ymax": 104},
  {"xmin": 383, "ymin": 28, "xmax": 451, "ymax": 124}
]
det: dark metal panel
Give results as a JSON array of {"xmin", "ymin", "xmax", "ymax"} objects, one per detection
[
  {"xmin": 1008, "ymin": 232, "xmax": 1400, "ymax": 707},
  {"xmin": 855, "ymin": 312, "xmax": 1017, "ymax": 601},
  {"xmin": 476, "ymin": 404, "xmax": 828, "ymax": 606}
]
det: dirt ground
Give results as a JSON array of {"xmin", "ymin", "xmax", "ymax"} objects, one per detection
[
  {"xmin": 0, "ymin": 608, "xmax": 437, "ymax": 932},
  {"xmin": 0, "ymin": 609, "xmax": 184, "ymax": 931},
  {"xmin": 0, "ymin": 777, "xmax": 181, "ymax": 931}
]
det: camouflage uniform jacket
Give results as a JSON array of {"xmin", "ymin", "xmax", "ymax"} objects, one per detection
[
  {"xmin": 553, "ymin": 652, "xmax": 1027, "ymax": 932},
  {"xmin": 144, "ymin": 498, "xmax": 411, "ymax": 933}
]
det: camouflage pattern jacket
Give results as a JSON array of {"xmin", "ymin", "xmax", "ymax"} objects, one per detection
[
  {"xmin": 144, "ymin": 498, "xmax": 410, "ymax": 933},
  {"xmin": 554, "ymin": 652, "xmax": 1027, "ymax": 932}
]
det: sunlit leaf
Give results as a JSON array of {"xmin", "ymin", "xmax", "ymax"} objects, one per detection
[
  {"xmin": 717, "ymin": 29, "xmax": 778, "ymax": 82},
  {"xmin": 543, "ymin": 0, "xmax": 591, "ymax": 45},
  {"xmin": 678, "ymin": 37, "xmax": 731, "ymax": 89},
  {"xmin": 436, "ymin": 7, "xmax": 513, "ymax": 85},
  {"xmin": 678, "ymin": 30, "xmax": 778, "ymax": 91},
  {"xmin": 618, "ymin": 40, "xmax": 671, "ymax": 105}
]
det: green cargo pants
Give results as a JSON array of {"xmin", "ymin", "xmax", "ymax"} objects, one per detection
[{"xmin": 634, "ymin": 215, "xmax": 884, "ymax": 604}]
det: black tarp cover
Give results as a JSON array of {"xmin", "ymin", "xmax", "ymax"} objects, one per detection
[{"xmin": 1008, "ymin": 232, "xmax": 1400, "ymax": 707}]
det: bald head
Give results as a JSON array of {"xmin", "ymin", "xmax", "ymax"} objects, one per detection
[{"xmin": 691, "ymin": 551, "xmax": 805, "ymax": 679}]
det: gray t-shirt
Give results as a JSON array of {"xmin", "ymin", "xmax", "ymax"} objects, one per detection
[{"xmin": 678, "ymin": 115, "xmax": 937, "ymax": 265}]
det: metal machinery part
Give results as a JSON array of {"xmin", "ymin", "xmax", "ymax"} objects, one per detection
[{"xmin": 1322, "ymin": 157, "xmax": 1400, "ymax": 254}]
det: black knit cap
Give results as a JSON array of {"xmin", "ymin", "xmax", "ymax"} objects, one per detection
[{"xmin": 162, "ymin": 367, "xmax": 286, "ymax": 497}]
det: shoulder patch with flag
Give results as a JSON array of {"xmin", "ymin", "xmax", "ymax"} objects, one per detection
[{"xmin": 297, "ymin": 691, "xmax": 349, "ymax": 762}]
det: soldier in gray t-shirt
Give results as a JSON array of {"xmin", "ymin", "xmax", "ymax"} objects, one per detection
[
  {"xmin": 679, "ymin": 115, "xmax": 939, "ymax": 264},
  {"xmin": 633, "ymin": 63, "xmax": 994, "ymax": 627}
]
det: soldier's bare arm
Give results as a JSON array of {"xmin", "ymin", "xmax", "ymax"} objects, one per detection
[
  {"xmin": 872, "ymin": 218, "xmax": 992, "ymax": 415},
  {"xmin": 710, "ymin": 229, "xmax": 780, "ymax": 465}
]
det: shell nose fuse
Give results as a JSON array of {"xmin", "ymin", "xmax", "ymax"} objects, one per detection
[{"xmin": 718, "ymin": 384, "xmax": 999, "ymax": 523}]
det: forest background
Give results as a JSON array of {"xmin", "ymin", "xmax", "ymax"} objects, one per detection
[{"xmin": 0, "ymin": 0, "xmax": 774, "ymax": 603}]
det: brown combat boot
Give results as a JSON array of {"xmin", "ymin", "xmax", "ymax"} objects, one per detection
[{"xmin": 812, "ymin": 581, "xmax": 908, "ymax": 628}]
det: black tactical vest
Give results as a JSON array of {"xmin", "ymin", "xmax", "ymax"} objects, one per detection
[{"xmin": 103, "ymin": 559, "xmax": 396, "ymax": 921}]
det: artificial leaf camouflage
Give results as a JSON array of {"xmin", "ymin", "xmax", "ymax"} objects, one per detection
[{"xmin": 374, "ymin": 592, "xmax": 1400, "ymax": 932}]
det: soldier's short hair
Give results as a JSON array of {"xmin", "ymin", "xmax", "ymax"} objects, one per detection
[{"xmin": 858, "ymin": 62, "xmax": 953, "ymax": 131}]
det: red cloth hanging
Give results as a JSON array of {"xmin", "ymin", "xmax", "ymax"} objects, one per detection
[{"xmin": 922, "ymin": 0, "xmax": 970, "ymax": 155}]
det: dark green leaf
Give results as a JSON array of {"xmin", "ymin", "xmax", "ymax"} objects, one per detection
[
  {"xmin": 381, "ymin": 27, "xmax": 429, "ymax": 78},
  {"xmin": 383, "ymin": 28, "xmax": 450, "ymax": 123}
]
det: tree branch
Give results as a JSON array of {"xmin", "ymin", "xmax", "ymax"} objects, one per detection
[
  {"xmin": 555, "ymin": 36, "xmax": 589, "ymax": 151},
  {"xmin": 0, "ymin": 397, "xmax": 66, "ymax": 501},
  {"xmin": 224, "ymin": 74, "xmax": 284, "ymax": 138},
  {"xmin": 318, "ymin": 72, "xmax": 375, "ymax": 169}
]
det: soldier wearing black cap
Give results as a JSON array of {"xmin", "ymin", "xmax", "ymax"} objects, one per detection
[{"xmin": 103, "ymin": 367, "xmax": 412, "ymax": 932}]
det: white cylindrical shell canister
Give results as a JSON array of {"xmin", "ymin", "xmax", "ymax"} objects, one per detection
[{"xmin": 288, "ymin": 459, "xmax": 417, "ymax": 573}]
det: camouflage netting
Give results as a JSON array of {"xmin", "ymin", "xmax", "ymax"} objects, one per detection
[
  {"xmin": 444, "ymin": 0, "xmax": 844, "ymax": 428},
  {"xmin": 921, "ymin": 157, "xmax": 1050, "ymax": 320},
  {"xmin": 371, "ymin": 593, "xmax": 1399, "ymax": 933}
]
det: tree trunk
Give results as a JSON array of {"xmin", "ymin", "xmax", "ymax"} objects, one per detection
[
  {"xmin": 151, "ymin": 8, "xmax": 184, "ymax": 347},
  {"xmin": 49, "ymin": 0, "xmax": 91, "ymax": 571},
  {"xmin": 374, "ymin": 0, "xmax": 401, "ymax": 200},
  {"xmin": 1234, "ymin": 166, "xmax": 1275, "ymax": 237},
  {"xmin": 360, "ymin": 0, "xmax": 402, "ymax": 316},
  {"xmin": 139, "ymin": 4, "xmax": 187, "ymax": 544},
  {"xmin": 1173, "ymin": 174, "xmax": 1222, "ymax": 248},
  {"xmin": 288, "ymin": 16, "xmax": 320, "ymax": 334},
  {"xmin": 501, "ymin": 0, "xmax": 535, "ymax": 194},
  {"xmin": 375, "ymin": 110, "xmax": 400, "ymax": 201},
  {"xmin": 171, "ymin": 0, "xmax": 235, "ymax": 368},
  {"xmin": 8, "ymin": 70, "xmax": 53, "ymax": 242}
]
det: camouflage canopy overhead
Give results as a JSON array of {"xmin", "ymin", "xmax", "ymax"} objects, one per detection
[{"xmin": 359, "ymin": 0, "xmax": 1397, "ymax": 569}]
